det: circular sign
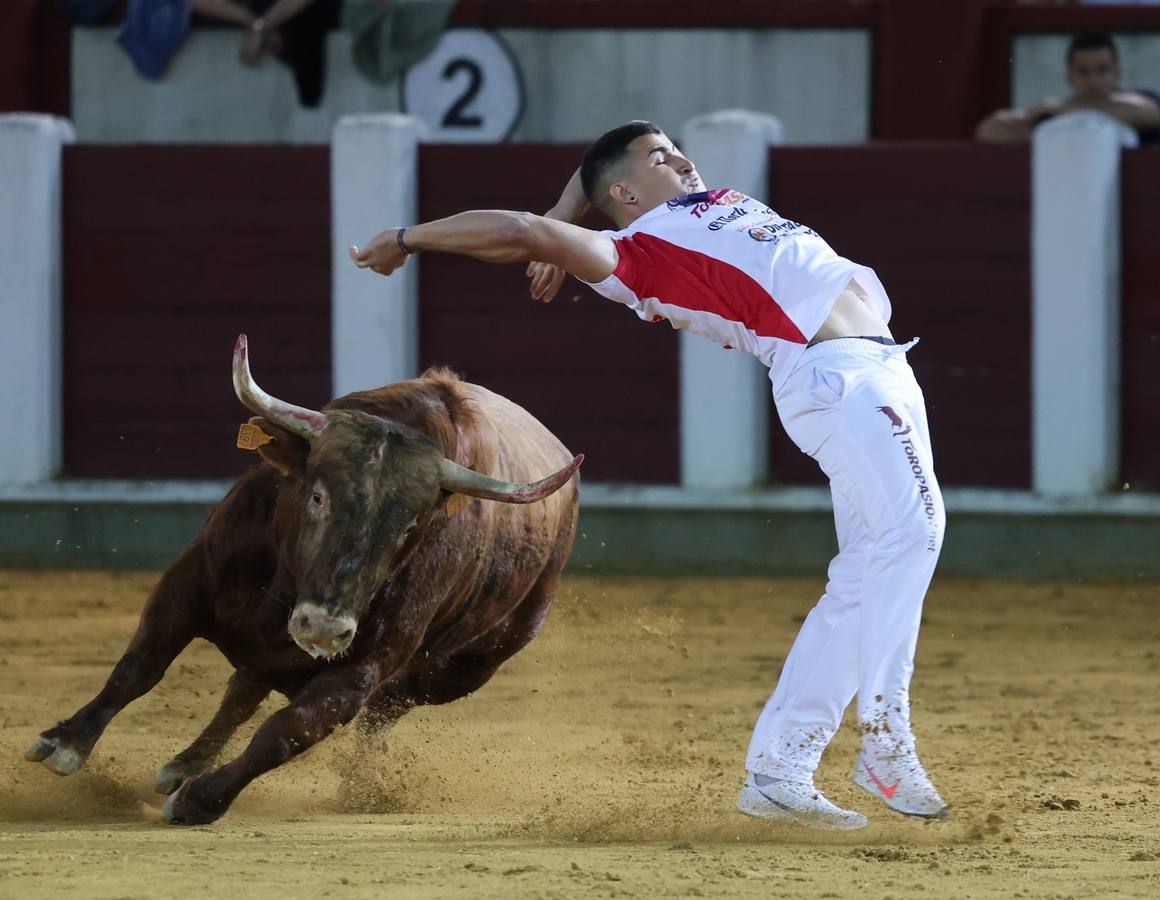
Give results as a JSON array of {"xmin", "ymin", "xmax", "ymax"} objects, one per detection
[{"xmin": 400, "ymin": 29, "xmax": 524, "ymax": 143}]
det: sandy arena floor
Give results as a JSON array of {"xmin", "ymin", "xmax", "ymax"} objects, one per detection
[{"xmin": 1, "ymin": 571, "xmax": 1158, "ymax": 899}]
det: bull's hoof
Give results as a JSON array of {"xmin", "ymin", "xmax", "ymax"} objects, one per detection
[
  {"xmin": 161, "ymin": 777, "xmax": 226, "ymax": 826},
  {"xmin": 154, "ymin": 757, "xmax": 209, "ymax": 795},
  {"xmin": 24, "ymin": 734, "xmax": 87, "ymax": 776}
]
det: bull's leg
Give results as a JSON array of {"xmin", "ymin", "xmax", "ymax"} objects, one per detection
[
  {"xmin": 360, "ymin": 563, "xmax": 559, "ymax": 732},
  {"xmin": 154, "ymin": 673, "xmax": 271, "ymax": 795},
  {"xmin": 356, "ymin": 560, "xmax": 562, "ymax": 755},
  {"xmin": 333, "ymin": 652, "xmax": 531, "ymax": 814},
  {"xmin": 329, "ymin": 688, "xmax": 416, "ymax": 811},
  {"xmin": 161, "ymin": 667, "xmax": 372, "ymax": 825},
  {"xmin": 425, "ymin": 558, "xmax": 563, "ymax": 700},
  {"xmin": 25, "ymin": 556, "xmax": 203, "ymax": 777},
  {"xmin": 339, "ymin": 585, "xmax": 559, "ymax": 809},
  {"xmin": 355, "ymin": 688, "xmax": 414, "ymax": 754}
]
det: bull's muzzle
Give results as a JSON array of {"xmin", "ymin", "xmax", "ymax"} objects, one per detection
[{"xmin": 288, "ymin": 602, "xmax": 357, "ymax": 660}]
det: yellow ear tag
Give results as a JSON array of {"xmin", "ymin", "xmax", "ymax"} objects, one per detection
[
  {"xmin": 445, "ymin": 493, "xmax": 470, "ymax": 518},
  {"xmin": 236, "ymin": 423, "xmax": 275, "ymax": 451}
]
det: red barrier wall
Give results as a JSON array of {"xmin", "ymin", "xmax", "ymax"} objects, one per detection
[
  {"xmin": 418, "ymin": 144, "xmax": 680, "ymax": 484},
  {"xmin": 1121, "ymin": 149, "xmax": 1160, "ymax": 493},
  {"xmin": 766, "ymin": 144, "xmax": 1033, "ymax": 488},
  {"xmin": 62, "ymin": 145, "xmax": 330, "ymax": 478},
  {"xmin": 55, "ymin": 142, "xmax": 1107, "ymax": 495}
]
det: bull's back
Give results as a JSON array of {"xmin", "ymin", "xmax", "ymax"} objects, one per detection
[
  {"xmin": 410, "ymin": 383, "xmax": 578, "ymax": 653},
  {"xmin": 460, "ymin": 383, "xmax": 574, "ymax": 481},
  {"xmin": 460, "ymin": 382, "xmax": 579, "ymax": 550}
]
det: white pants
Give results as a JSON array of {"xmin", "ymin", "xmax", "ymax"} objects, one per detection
[{"xmin": 746, "ymin": 338, "xmax": 945, "ymax": 781}]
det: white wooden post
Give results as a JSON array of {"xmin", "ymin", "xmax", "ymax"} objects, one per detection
[
  {"xmin": 0, "ymin": 115, "xmax": 75, "ymax": 485},
  {"xmin": 678, "ymin": 110, "xmax": 785, "ymax": 489},
  {"xmin": 1031, "ymin": 111, "xmax": 1136, "ymax": 496},
  {"xmin": 331, "ymin": 114, "xmax": 426, "ymax": 396}
]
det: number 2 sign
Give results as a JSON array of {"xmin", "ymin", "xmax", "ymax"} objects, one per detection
[{"xmin": 400, "ymin": 30, "xmax": 524, "ymax": 143}]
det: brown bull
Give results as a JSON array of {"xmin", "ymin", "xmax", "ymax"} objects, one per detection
[{"xmin": 25, "ymin": 335, "xmax": 581, "ymax": 825}]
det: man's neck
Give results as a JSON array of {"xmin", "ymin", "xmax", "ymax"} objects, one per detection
[
  {"xmin": 610, "ymin": 191, "xmax": 692, "ymax": 229},
  {"xmin": 612, "ymin": 208, "xmax": 642, "ymax": 230}
]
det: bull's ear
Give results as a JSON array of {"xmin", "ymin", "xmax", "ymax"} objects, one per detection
[{"xmin": 247, "ymin": 416, "xmax": 309, "ymax": 477}]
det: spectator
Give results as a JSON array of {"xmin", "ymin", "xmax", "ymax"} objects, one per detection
[
  {"xmin": 975, "ymin": 31, "xmax": 1160, "ymax": 143},
  {"xmin": 187, "ymin": 0, "xmax": 341, "ymax": 106},
  {"xmin": 187, "ymin": 0, "xmax": 315, "ymax": 66}
]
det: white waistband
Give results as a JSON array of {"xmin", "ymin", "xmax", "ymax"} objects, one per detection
[{"xmin": 800, "ymin": 336, "xmax": 920, "ymax": 362}]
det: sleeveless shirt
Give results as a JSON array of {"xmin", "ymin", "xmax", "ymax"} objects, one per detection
[{"xmin": 584, "ymin": 189, "xmax": 893, "ymax": 391}]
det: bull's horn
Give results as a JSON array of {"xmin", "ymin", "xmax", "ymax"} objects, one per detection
[
  {"xmin": 232, "ymin": 334, "xmax": 327, "ymax": 441},
  {"xmin": 438, "ymin": 454, "xmax": 584, "ymax": 504}
]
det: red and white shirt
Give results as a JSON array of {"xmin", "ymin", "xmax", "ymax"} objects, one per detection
[{"xmin": 584, "ymin": 189, "xmax": 892, "ymax": 392}]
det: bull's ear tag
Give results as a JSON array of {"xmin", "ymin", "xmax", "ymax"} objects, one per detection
[
  {"xmin": 445, "ymin": 493, "xmax": 470, "ymax": 518},
  {"xmin": 236, "ymin": 423, "xmax": 275, "ymax": 451}
]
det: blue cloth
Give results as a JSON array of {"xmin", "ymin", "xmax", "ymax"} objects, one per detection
[{"xmin": 116, "ymin": 0, "xmax": 192, "ymax": 81}]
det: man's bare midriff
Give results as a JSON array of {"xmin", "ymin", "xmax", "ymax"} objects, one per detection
[{"xmin": 807, "ymin": 278, "xmax": 893, "ymax": 346}]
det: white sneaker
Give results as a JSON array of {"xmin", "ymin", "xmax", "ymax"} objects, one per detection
[
  {"xmin": 737, "ymin": 774, "xmax": 869, "ymax": 831},
  {"xmin": 851, "ymin": 753, "xmax": 949, "ymax": 818}
]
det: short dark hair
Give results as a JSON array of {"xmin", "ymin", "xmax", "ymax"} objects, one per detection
[
  {"xmin": 1067, "ymin": 32, "xmax": 1117, "ymax": 65},
  {"xmin": 580, "ymin": 120, "xmax": 662, "ymax": 210}
]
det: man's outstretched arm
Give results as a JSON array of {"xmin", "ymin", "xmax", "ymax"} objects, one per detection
[{"xmin": 350, "ymin": 210, "xmax": 617, "ymax": 285}]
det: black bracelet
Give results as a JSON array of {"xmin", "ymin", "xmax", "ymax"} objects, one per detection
[{"xmin": 396, "ymin": 227, "xmax": 413, "ymax": 254}]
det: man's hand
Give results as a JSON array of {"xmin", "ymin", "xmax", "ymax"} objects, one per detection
[
  {"xmin": 526, "ymin": 261, "xmax": 566, "ymax": 302},
  {"xmin": 349, "ymin": 228, "xmax": 409, "ymax": 276},
  {"xmin": 1026, "ymin": 98, "xmax": 1064, "ymax": 124},
  {"xmin": 523, "ymin": 169, "xmax": 597, "ymax": 302},
  {"xmin": 975, "ymin": 109, "xmax": 1034, "ymax": 143}
]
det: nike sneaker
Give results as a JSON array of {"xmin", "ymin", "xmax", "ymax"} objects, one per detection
[
  {"xmin": 851, "ymin": 753, "xmax": 949, "ymax": 818},
  {"xmin": 737, "ymin": 774, "xmax": 869, "ymax": 830}
]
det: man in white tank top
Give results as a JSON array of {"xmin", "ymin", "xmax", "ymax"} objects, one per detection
[{"xmin": 351, "ymin": 120, "xmax": 948, "ymax": 831}]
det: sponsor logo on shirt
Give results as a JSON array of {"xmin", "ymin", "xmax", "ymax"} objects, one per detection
[
  {"xmin": 746, "ymin": 219, "xmax": 819, "ymax": 244},
  {"xmin": 707, "ymin": 206, "xmax": 751, "ymax": 231},
  {"xmin": 667, "ymin": 189, "xmax": 746, "ymax": 217},
  {"xmin": 661, "ymin": 190, "xmax": 821, "ymax": 248}
]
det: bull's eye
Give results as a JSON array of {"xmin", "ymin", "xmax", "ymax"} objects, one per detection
[{"xmin": 311, "ymin": 491, "xmax": 323, "ymax": 506}]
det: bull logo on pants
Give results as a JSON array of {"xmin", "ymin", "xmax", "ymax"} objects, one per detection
[{"xmin": 876, "ymin": 406, "xmax": 912, "ymax": 437}]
